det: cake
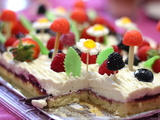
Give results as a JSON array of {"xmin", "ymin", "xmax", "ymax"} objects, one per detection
[{"xmin": 0, "ymin": 8, "xmax": 160, "ymax": 118}]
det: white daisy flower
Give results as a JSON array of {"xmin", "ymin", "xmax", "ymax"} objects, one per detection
[
  {"xmin": 115, "ymin": 17, "xmax": 138, "ymax": 31},
  {"xmin": 33, "ymin": 18, "xmax": 51, "ymax": 29},
  {"xmin": 86, "ymin": 24, "xmax": 109, "ymax": 37},
  {"xmin": 76, "ymin": 38, "xmax": 100, "ymax": 55}
]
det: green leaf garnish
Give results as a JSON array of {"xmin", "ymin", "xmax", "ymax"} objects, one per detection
[
  {"xmin": 19, "ymin": 14, "xmax": 34, "ymax": 32},
  {"xmin": 0, "ymin": 32, "xmax": 6, "ymax": 43},
  {"xmin": 64, "ymin": 47, "xmax": 81, "ymax": 77},
  {"xmin": 31, "ymin": 33, "xmax": 49, "ymax": 55},
  {"xmin": 144, "ymin": 55, "xmax": 160, "ymax": 68},
  {"xmin": 45, "ymin": 11, "xmax": 56, "ymax": 21},
  {"xmin": 96, "ymin": 47, "xmax": 114, "ymax": 65},
  {"xmin": 70, "ymin": 20, "xmax": 79, "ymax": 42}
]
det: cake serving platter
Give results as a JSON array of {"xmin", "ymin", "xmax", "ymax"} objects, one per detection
[{"xmin": 0, "ymin": 76, "xmax": 160, "ymax": 120}]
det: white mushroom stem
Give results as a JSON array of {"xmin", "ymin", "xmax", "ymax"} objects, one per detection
[
  {"xmin": 52, "ymin": 32, "xmax": 61, "ymax": 59},
  {"xmin": 5, "ymin": 22, "xmax": 11, "ymax": 39},
  {"xmin": 128, "ymin": 46, "xmax": 134, "ymax": 71}
]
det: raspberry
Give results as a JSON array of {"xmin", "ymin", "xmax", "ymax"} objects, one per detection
[
  {"xmin": 81, "ymin": 53, "xmax": 97, "ymax": 64},
  {"xmin": 137, "ymin": 46, "xmax": 151, "ymax": 61},
  {"xmin": 138, "ymin": 40, "xmax": 150, "ymax": 50},
  {"xmin": 98, "ymin": 60, "xmax": 117, "ymax": 76},
  {"xmin": 61, "ymin": 32, "xmax": 76, "ymax": 46},
  {"xmin": 50, "ymin": 53, "xmax": 66, "ymax": 72},
  {"xmin": 152, "ymin": 59, "xmax": 160, "ymax": 73},
  {"xmin": 46, "ymin": 37, "xmax": 63, "ymax": 50},
  {"xmin": 107, "ymin": 52, "xmax": 125, "ymax": 71},
  {"xmin": 4, "ymin": 36, "xmax": 18, "ymax": 48},
  {"xmin": 112, "ymin": 45, "xmax": 121, "ymax": 53}
]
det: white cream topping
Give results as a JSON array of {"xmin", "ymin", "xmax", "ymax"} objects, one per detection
[
  {"xmin": 31, "ymin": 99, "xmax": 47, "ymax": 108},
  {"xmin": 0, "ymin": 52, "xmax": 160, "ymax": 103}
]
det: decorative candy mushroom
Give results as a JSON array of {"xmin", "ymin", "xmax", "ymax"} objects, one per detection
[
  {"xmin": 123, "ymin": 30, "xmax": 143, "ymax": 71},
  {"xmin": 86, "ymin": 24, "xmax": 109, "ymax": 42},
  {"xmin": 76, "ymin": 38, "xmax": 100, "ymax": 71},
  {"xmin": 70, "ymin": 8, "xmax": 88, "ymax": 31},
  {"xmin": 0, "ymin": 10, "xmax": 17, "ymax": 39},
  {"xmin": 115, "ymin": 17, "xmax": 138, "ymax": 32},
  {"xmin": 50, "ymin": 17, "xmax": 70, "ymax": 58}
]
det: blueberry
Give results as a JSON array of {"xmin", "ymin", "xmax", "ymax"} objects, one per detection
[
  {"xmin": 0, "ymin": 42, "xmax": 6, "ymax": 53},
  {"xmin": 125, "ymin": 55, "xmax": 140, "ymax": 66},
  {"xmin": 48, "ymin": 49, "xmax": 62, "ymax": 58},
  {"xmin": 134, "ymin": 68, "xmax": 154, "ymax": 82},
  {"xmin": 117, "ymin": 40, "xmax": 129, "ymax": 52}
]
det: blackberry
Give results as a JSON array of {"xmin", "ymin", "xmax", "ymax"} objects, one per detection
[
  {"xmin": 37, "ymin": 4, "xmax": 46, "ymax": 15},
  {"xmin": 48, "ymin": 49, "xmax": 62, "ymax": 58},
  {"xmin": 134, "ymin": 68, "xmax": 154, "ymax": 82},
  {"xmin": 117, "ymin": 40, "xmax": 129, "ymax": 52},
  {"xmin": 107, "ymin": 52, "xmax": 125, "ymax": 71},
  {"xmin": 125, "ymin": 55, "xmax": 140, "ymax": 66}
]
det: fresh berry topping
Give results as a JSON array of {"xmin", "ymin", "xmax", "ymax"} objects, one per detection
[
  {"xmin": 37, "ymin": 4, "xmax": 46, "ymax": 15},
  {"xmin": 4, "ymin": 36, "xmax": 18, "ymax": 48},
  {"xmin": 107, "ymin": 52, "xmax": 125, "ymax": 71},
  {"xmin": 0, "ymin": 42, "xmax": 6, "ymax": 53},
  {"xmin": 81, "ymin": 53, "xmax": 97, "ymax": 64},
  {"xmin": 10, "ymin": 38, "xmax": 40, "ymax": 62},
  {"xmin": 138, "ymin": 40, "xmax": 150, "ymax": 50},
  {"xmin": 15, "ymin": 33, "xmax": 25, "ymax": 39},
  {"xmin": 117, "ymin": 40, "xmax": 129, "ymax": 52},
  {"xmin": 48, "ymin": 49, "xmax": 62, "ymax": 58},
  {"xmin": 11, "ymin": 20, "xmax": 29, "ymax": 35},
  {"xmin": 50, "ymin": 17, "xmax": 70, "ymax": 34},
  {"xmin": 61, "ymin": 32, "xmax": 76, "ymax": 46},
  {"xmin": 112, "ymin": 45, "xmax": 121, "ymax": 53},
  {"xmin": 137, "ymin": 46, "xmax": 151, "ymax": 61},
  {"xmin": 152, "ymin": 59, "xmax": 160, "ymax": 73},
  {"xmin": 123, "ymin": 30, "xmax": 143, "ymax": 46},
  {"xmin": 134, "ymin": 68, "xmax": 154, "ymax": 82},
  {"xmin": 50, "ymin": 53, "xmax": 66, "ymax": 72},
  {"xmin": 46, "ymin": 37, "xmax": 63, "ymax": 50},
  {"xmin": 125, "ymin": 55, "xmax": 140, "ymax": 66},
  {"xmin": 98, "ymin": 60, "xmax": 118, "ymax": 76}
]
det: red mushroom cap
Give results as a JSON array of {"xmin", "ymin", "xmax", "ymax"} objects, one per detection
[
  {"xmin": 74, "ymin": 0, "xmax": 85, "ymax": 9},
  {"xmin": 50, "ymin": 17, "xmax": 70, "ymax": 34},
  {"xmin": 123, "ymin": 30, "xmax": 143, "ymax": 46},
  {"xmin": 70, "ymin": 8, "xmax": 88, "ymax": 23},
  {"xmin": 0, "ymin": 10, "xmax": 17, "ymax": 22}
]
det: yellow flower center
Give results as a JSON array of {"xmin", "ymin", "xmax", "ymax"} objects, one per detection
[
  {"xmin": 121, "ymin": 17, "xmax": 131, "ymax": 24},
  {"xmin": 83, "ymin": 39, "xmax": 96, "ymax": 49},
  {"xmin": 38, "ymin": 18, "xmax": 49, "ymax": 23},
  {"xmin": 93, "ymin": 24, "xmax": 104, "ymax": 31}
]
